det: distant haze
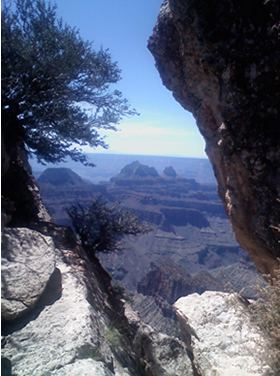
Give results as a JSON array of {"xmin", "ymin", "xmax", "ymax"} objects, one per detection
[{"xmin": 30, "ymin": 153, "xmax": 216, "ymax": 185}]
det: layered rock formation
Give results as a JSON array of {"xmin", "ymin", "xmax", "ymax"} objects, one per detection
[
  {"xmin": 98, "ymin": 162, "xmax": 261, "ymax": 294},
  {"xmin": 37, "ymin": 164, "xmax": 262, "ymax": 297},
  {"xmin": 2, "ymin": 131, "xmax": 198, "ymax": 374},
  {"xmin": 137, "ymin": 257, "xmax": 223, "ymax": 304},
  {"xmin": 148, "ymin": 0, "xmax": 280, "ymax": 276},
  {"xmin": 37, "ymin": 168, "xmax": 109, "ymax": 226},
  {"xmin": 30, "ymin": 153, "xmax": 217, "ymax": 185},
  {"xmin": 2, "ymin": 151, "xmax": 200, "ymax": 375}
]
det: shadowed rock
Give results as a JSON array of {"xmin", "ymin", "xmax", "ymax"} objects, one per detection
[{"xmin": 148, "ymin": 0, "xmax": 280, "ymax": 276}]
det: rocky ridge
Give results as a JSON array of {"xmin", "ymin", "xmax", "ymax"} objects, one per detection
[
  {"xmin": 2, "ymin": 0, "xmax": 277, "ymax": 372},
  {"xmin": 137, "ymin": 257, "xmax": 223, "ymax": 305},
  {"xmin": 1, "ymin": 131, "xmax": 270, "ymax": 376},
  {"xmin": 35, "ymin": 164, "xmax": 264, "ymax": 347},
  {"xmin": 37, "ymin": 168, "xmax": 108, "ymax": 226}
]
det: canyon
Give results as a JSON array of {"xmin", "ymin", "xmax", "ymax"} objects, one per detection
[
  {"xmin": 37, "ymin": 163, "xmax": 261, "ymax": 300},
  {"xmin": 2, "ymin": 0, "xmax": 279, "ymax": 374}
]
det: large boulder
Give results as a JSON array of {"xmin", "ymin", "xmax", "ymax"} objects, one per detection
[
  {"xmin": 173, "ymin": 291, "xmax": 269, "ymax": 376},
  {"xmin": 1, "ymin": 227, "xmax": 56, "ymax": 320},
  {"xmin": 148, "ymin": 0, "xmax": 280, "ymax": 276},
  {"xmin": 2, "ymin": 256, "xmax": 114, "ymax": 376}
]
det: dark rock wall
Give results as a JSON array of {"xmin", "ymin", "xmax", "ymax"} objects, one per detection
[
  {"xmin": 137, "ymin": 258, "xmax": 223, "ymax": 305},
  {"xmin": 148, "ymin": 0, "xmax": 280, "ymax": 276}
]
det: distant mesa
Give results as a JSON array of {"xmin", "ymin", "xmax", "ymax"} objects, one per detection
[
  {"xmin": 38, "ymin": 168, "xmax": 85, "ymax": 186},
  {"xmin": 37, "ymin": 167, "xmax": 107, "ymax": 226},
  {"xmin": 163, "ymin": 166, "xmax": 177, "ymax": 178},
  {"xmin": 119, "ymin": 161, "xmax": 158, "ymax": 178},
  {"xmin": 110, "ymin": 161, "xmax": 160, "ymax": 186},
  {"xmin": 110, "ymin": 161, "xmax": 184, "ymax": 186}
]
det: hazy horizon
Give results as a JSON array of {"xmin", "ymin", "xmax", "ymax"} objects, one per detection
[{"xmin": 30, "ymin": 152, "xmax": 216, "ymax": 186}]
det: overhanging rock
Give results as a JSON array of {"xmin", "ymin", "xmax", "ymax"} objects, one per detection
[{"xmin": 148, "ymin": 0, "xmax": 280, "ymax": 276}]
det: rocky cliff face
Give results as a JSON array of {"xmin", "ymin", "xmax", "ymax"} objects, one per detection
[
  {"xmin": 148, "ymin": 0, "xmax": 280, "ymax": 276},
  {"xmin": 137, "ymin": 257, "xmax": 223, "ymax": 304}
]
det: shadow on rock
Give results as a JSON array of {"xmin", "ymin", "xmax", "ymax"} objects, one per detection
[{"xmin": 2, "ymin": 267, "xmax": 62, "ymax": 336}]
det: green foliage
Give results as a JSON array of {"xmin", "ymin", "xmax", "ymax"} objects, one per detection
[
  {"xmin": 112, "ymin": 281, "xmax": 133, "ymax": 304},
  {"xmin": 104, "ymin": 326, "xmax": 123, "ymax": 349},
  {"xmin": 66, "ymin": 198, "xmax": 152, "ymax": 256},
  {"xmin": 2, "ymin": 0, "xmax": 137, "ymax": 165}
]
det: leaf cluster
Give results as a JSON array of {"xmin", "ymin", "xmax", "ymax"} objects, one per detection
[
  {"xmin": 2, "ymin": 0, "xmax": 137, "ymax": 165},
  {"xmin": 66, "ymin": 198, "xmax": 152, "ymax": 256}
]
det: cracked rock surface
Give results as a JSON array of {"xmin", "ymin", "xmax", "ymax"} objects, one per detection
[
  {"xmin": 173, "ymin": 291, "xmax": 269, "ymax": 376},
  {"xmin": 1, "ymin": 227, "xmax": 55, "ymax": 320}
]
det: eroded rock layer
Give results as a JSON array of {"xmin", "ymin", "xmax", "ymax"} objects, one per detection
[{"xmin": 148, "ymin": 0, "xmax": 280, "ymax": 275}]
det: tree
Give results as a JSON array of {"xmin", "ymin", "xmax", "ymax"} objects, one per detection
[
  {"xmin": 1, "ymin": 0, "xmax": 137, "ymax": 166},
  {"xmin": 66, "ymin": 199, "xmax": 152, "ymax": 256}
]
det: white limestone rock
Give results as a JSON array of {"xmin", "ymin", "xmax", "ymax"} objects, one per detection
[
  {"xmin": 1, "ymin": 227, "xmax": 56, "ymax": 320},
  {"xmin": 173, "ymin": 291, "xmax": 268, "ymax": 376},
  {"xmin": 50, "ymin": 359, "xmax": 114, "ymax": 376},
  {"xmin": 2, "ymin": 259, "xmax": 114, "ymax": 375}
]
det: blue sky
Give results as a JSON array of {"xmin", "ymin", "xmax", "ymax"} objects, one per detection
[{"xmin": 55, "ymin": 0, "xmax": 206, "ymax": 158}]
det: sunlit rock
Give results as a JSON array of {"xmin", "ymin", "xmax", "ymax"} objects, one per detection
[
  {"xmin": 1, "ymin": 227, "xmax": 55, "ymax": 320},
  {"xmin": 173, "ymin": 291, "xmax": 269, "ymax": 376}
]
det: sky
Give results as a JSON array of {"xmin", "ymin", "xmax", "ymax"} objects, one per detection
[{"xmin": 55, "ymin": 0, "xmax": 206, "ymax": 158}]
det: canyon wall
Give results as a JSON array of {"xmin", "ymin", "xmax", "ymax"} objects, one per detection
[{"xmin": 148, "ymin": 0, "xmax": 280, "ymax": 276}]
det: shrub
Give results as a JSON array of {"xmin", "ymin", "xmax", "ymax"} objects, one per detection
[
  {"xmin": 67, "ymin": 198, "xmax": 152, "ymax": 256},
  {"xmin": 112, "ymin": 281, "xmax": 133, "ymax": 304}
]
